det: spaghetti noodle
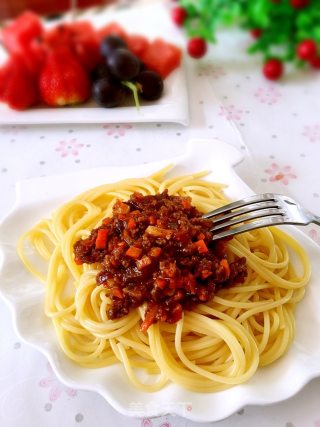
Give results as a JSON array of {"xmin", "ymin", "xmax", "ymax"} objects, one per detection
[{"xmin": 17, "ymin": 168, "xmax": 311, "ymax": 392}]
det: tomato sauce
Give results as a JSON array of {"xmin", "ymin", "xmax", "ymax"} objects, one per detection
[{"xmin": 73, "ymin": 191, "xmax": 247, "ymax": 331}]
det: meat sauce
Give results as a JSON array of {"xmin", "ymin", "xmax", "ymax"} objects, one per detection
[{"xmin": 73, "ymin": 191, "xmax": 247, "ymax": 331}]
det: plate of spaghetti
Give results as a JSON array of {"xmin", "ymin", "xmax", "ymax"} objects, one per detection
[{"xmin": 1, "ymin": 139, "xmax": 320, "ymax": 423}]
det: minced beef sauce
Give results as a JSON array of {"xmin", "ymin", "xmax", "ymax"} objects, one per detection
[{"xmin": 73, "ymin": 191, "xmax": 247, "ymax": 331}]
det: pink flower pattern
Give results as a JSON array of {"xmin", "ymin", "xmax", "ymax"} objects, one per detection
[
  {"xmin": 39, "ymin": 363, "xmax": 77, "ymax": 402},
  {"xmin": 308, "ymin": 228, "xmax": 320, "ymax": 245},
  {"xmin": 103, "ymin": 124, "xmax": 133, "ymax": 137},
  {"xmin": 254, "ymin": 86, "xmax": 282, "ymax": 105},
  {"xmin": 198, "ymin": 64, "xmax": 226, "ymax": 79},
  {"xmin": 55, "ymin": 138, "xmax": 84, "ymax": 157},
  {"xmin": 302, "ymin": 124, "xmax": 320, "ymax": 143},
  {"xmin": 218, "ymin": 104, "xmax": 243, "ymax": 122},
  {"xmin": 264, "ymin": 163, "xmax": 297, "ymax": 185},
  {"xmin": 141, "ymin": 420, "xmax": 171, "ymax": 427}
]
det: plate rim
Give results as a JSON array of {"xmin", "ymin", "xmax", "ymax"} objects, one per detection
[{"xmin": 1, "ymin": 139, "xmax": 320, "ymax": 422}]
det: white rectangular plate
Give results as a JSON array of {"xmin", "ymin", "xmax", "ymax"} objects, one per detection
[{"xmin": 0, "ymin": 3, "xmax": 189, "ymax": 125}]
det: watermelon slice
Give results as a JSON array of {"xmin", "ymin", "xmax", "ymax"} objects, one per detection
[
  {"xmin": 139, "ymin": 39, "xmax": 182, "ymax": 79},
  {"xmin": 43, "ymin": 21, "xmax": 101, "ymax": 71},
  {"xmin": 69, "ymin": 21, "xmax": 102, "ymax": 71},
  {"xmin": 126, "ymin": 34, "xmax": 150, "ymax": 58},
  {"xmin": 1, "ymin": 11, "xmax": 43, "ymax": 54}
]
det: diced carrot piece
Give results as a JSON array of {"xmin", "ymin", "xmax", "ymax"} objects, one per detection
[
  {"xmin": 197, "ymin": 232, "xmax": 205, "ymax": 240},
  {"xmin": 156, "ymin": 219, "xmax": 165, "ymax": 227},
  {"xmin": 197, "ymin": 286, "xmax": 209, "ymax": 302},
  {"xmin": 181, "ymin": 198, "xmax": 191, "ymax": 209},
  {"xmin": 114, "ymin": 201, "xmax": 130, "ymax": 214},
  {"xmin": 169, "ymin": 303, "xmax": 183, "ymax": 323},
  {"xmin": 117, "ymin": 241, "xmax": 127, "ymax": 248},
  {"xmin": 140, "ymin": 38, "xmax": 182, "ymax": 79},
  {"xmin": 172, "ymin": 290, "xmax": 184, "ymax": 301},
  {"xmin": 140, "ymin": 303, "xmax": 159, "ymax": 332},
  {"xmin": 110, "ymin": 287, "xmax": 124, "ymax": 299},
  {"xmin": 200, "ymin": 269, "xmax": 212, "ymax": 279},
  {"xmin": 95, "ymin": 229, "xmax": 108, "ymax": 249},
  {"xmin": 149, "ymin": 215, "xmax": 157, "ymax": 225},
  {"xmin": 126, "ymin": 246, "xmax": 142, "ymax": 259},
  {"xmin": 220, "ymin": 259, "xmax": 230, "ymax": 277},
  {"xmin": 127, "ymin": 218, "xmax": 136, "ymax": 229},
  {"xmin": 184, "ymin": 273, "xmax": 196, "ymax": 294},
  {"xmin": 193, "ymin": 239, "xmax": 209, "ymax": 254},
  {"xmin": 149, "ymin": 247, "xmax": 162, "ymax": 258}
]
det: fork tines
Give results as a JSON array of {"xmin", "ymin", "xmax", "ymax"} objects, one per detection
[{"xmin": 204, "ymin": 193, "xmax": 289, "ymax": 240}]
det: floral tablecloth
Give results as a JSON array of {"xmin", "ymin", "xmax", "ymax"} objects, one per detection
[{"xmin": 1, "ymin": 1, "xmax": 320, "ymax": 426}]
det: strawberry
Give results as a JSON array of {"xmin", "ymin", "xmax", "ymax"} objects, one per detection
[
  {"xmin": 0, "ymin": 55, "xmax": 39, "ymax": 110},
  {"xmin": 39, "ymin": 49, "xmax": 91, "ymax": 107}
]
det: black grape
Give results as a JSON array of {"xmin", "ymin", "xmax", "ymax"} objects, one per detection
[
  {"xmin": 135, "ymin": 70, "xmax": 164, "ymax": 101},
  {"xmin": 90, "ymin": 63, "xmax": 111, "ymax": 82},
  {"xmin": 101, "ymin": 35, "xmax": 127, "ymax": 58},
  {"xmin": 107, "ymin": 48, "xmax": 140, "ymax": 80},
  {"xmin": 92, "ymin": 77, "xmax": 126, "ymax": 108}
]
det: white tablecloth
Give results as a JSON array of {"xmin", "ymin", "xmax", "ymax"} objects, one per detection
[{"xmin": 1, "ymin": 1, "xmax": 320, "ymax": 426}]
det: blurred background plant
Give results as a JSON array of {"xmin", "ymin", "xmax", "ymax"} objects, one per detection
[{"xmin": 171, "ymin": 0, "xmax": 320, "ymax": 79}]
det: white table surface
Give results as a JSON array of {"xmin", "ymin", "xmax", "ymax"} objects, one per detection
[{"xmin": 1, "ymin": 1, "xmax": 320, "ymax": 426}]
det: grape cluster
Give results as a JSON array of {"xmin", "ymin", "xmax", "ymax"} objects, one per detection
[{"xmin": 91, "ymin": 35, "xmax": 164, "ymax": 108}]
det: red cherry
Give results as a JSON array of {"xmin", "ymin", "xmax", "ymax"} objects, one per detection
[
  {"xmin": 171, "ymin": 7, "xmax": 187, "ymax": 26},
  {"xmin": 187, "ymin": 37, "xmax": 207, "ymax": 59},
  {"xmin": 310, "ymin": 56, "xmax": 320, "ymax": 69},
  {"xmin": 297, "ymin": 39, "xmax": 317, "ymax": 61},
  {"xmin": 290, "ymin": 0, "xmax": 310, "ymax": 8},
  {"xmin": 263, "ymin": 59, "xmax": 283, "ymax": 80},
  {"xmin": 250, "ymin": 28, "xmax": 262, "ymax": 39}
]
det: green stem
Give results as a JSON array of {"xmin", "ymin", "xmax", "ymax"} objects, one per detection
[{"xmin": 122, "ymin": 81, "xmax": 140, "ymax": 111}]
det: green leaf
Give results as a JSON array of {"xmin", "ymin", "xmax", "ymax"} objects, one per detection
[{"xmin": 249, "ymin": 0, "xmax": 270, "ymax": 27}]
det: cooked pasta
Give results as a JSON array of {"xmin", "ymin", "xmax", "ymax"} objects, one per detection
[{"xmin": 17, "ymin": 168, "xmax": 311, "ymax": 392}]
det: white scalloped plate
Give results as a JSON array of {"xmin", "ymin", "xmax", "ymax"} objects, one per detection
[
  {"xmin": 0, "ymin": 4, "xmax": 189, "ymax": 125},
  {"xmin": 1, "ymin": 139, "xmax": 320, "ymax": 422}
]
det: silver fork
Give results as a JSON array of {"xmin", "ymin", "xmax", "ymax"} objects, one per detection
[{"xmin": 202, "ymin": 193, "xmax": 320, "ymax": 241}]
